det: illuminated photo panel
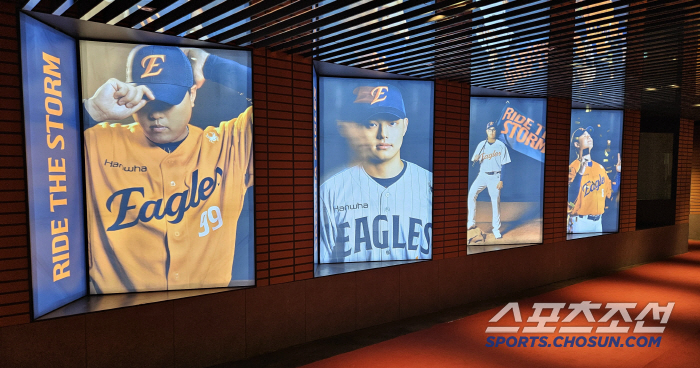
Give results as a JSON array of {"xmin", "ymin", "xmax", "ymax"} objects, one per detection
[
  {"xmin": 80, "ymin": 41, "xmax": 254, "ymax": 293},
  {"xmin": 468, "ymin": 97, "xmax": 546, "ymax": 252},
  {"xmin": 318, "ymin": 77, "xmax": 434, "ymax": 263},
  {"xmin": 568, "ymin": 109, "xmax": 623, "ymax": 234}
]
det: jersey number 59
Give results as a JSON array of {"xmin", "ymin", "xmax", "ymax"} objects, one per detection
[{"xmin": 199, "ymin": 206, "xmax": 223, "ymax": 237}]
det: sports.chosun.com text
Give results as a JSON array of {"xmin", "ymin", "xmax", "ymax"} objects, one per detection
[{"xmin": 485, "ymin": 335, "xmax": 661, "ymax": 348}]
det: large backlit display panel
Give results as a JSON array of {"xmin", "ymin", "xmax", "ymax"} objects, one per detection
[
  {"xmin": 20, "ymin": 13, "xmax": 87, "ymax": 317},
  {"xmin": 79, "ymin": 41, "xmax": 254, "ymax": 293},
  {"xmin": 568, "ymin": 109, "xmax": 623, "ymax": 234},
  {"xmin": 468, "ymin": 97, "xmax": 546, "ymax": 252},
  {"xmin": 318, "ymin": 77, "xmax": 434, "ymax": 263}
]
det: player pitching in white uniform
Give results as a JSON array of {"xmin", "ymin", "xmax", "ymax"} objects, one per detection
[
  {"xmin": 319, "ymin": 84, "xmax": 432, "ymax": 263},
  {"xmin": 468, "ymin": 121, "xmax": 511, "ymax": 239}
]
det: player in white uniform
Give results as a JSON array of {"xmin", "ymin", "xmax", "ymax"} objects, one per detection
[
  {"xmin": 319, "ymin": 84, "xmax": 432, "ymax": 263},
  {"xmin": 468, "ymin": 121, "xmax": 511, "ymax": 239}
]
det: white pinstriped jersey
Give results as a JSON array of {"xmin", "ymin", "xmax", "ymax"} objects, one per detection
[
  {"xmin": 472, "ymin": 140, "xmax": 511, "ymax": 173},
  {"xmin": 319, "ymin": 161, "xmax": 432, "ymax": 263}
]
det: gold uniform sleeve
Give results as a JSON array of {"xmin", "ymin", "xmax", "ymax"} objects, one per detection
[{"xmin": 215, "ymin": 105, "xmax": 254, "ymax": 189}]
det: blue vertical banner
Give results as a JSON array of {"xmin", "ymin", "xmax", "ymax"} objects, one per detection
[{"xmin": 20, "ymin": 14, "xmax": 86, "ymax": 317}]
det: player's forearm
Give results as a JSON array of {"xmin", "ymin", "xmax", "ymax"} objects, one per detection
[
  {"xmin": 83, "ymin": 101, "xmax": 101, "ymax": 127},
  {"xmin": 568, "ymin": 173, "xmax": 583, "ymax": 203},
  {"xmin": 203, "ymin": 55, "xmax": 251, "ymax": 95},
  {"xmin": 610, "ymin": 171, "xmax": 620, "ymax": 194}
]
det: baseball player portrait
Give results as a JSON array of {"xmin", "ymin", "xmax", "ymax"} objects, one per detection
[
  {"xmin": 468, "ymin": 121, "xmax": 511, "ymax": 240},
  {"xmin": 467, "ymin": 97, "xmax": 546, "ymax": 251},
  {"xmin": 567, "ymin": 125, "xmax": 621, "ymax": 233},
  {"xmin": 318, "ymin": 78, "xmax": 433, "ymax": 263},
  {"xmin": 80, "ymin": 42, "xmax": 253, "ymax": 294}
]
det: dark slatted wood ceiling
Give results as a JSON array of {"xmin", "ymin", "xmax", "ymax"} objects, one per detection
[{"xmin": 21, "ymin": 0, "xmax": 700, "ymax": 118}]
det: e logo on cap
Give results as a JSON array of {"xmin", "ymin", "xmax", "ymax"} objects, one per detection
[
  {"xmin": 370, "ymin": 86, "xmax": 389, "ymax": 105},
  {"xmin": 141, "ymin": 55, "xmax": 166, "ymax": 78}
]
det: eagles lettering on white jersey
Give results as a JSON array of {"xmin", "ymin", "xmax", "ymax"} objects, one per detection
[
  {"xmin": 472, "ymin": 140, "xmax": 511, "ymax": 173},
  {"xmin": 319, "ymin": 161, "xmax": 432, "ymax": 263}
]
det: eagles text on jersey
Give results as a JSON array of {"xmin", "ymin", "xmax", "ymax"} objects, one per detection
[{"xmin": 319, "ymin": 161, "xmax": 432, "ymax": 263}]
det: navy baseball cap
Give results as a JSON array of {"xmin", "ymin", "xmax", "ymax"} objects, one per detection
[
  {"xmin": 343, "ymin": 84, "xmax": 406, "ymax": 123},
  {"xmin": 570, "ymin": 126, "xmax": 594, "ymax": 144},
  {"xmin": 486, "ymin": 121, "xmax": 496, "ymax": 130},
  {"xmin": 126, "ymin": 45, "xmax": 194, "ymax": 106}
]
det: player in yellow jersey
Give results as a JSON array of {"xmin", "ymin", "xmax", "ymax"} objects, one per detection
[
  {"xmin": 567, "ymin": 126, "xmax": 620, "ymax": 233},
  {"xmin": 83, "ymin": 45, "xmax": 252, "ymax": 294}
]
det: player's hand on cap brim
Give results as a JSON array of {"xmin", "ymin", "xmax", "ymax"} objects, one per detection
[
  {"xmin": 86, "ymin": 78, "xmax": 155, "ymax": 122},
  {"xmin": 181, "ymin": 48, "xmax": 210, "ymax": 89}
]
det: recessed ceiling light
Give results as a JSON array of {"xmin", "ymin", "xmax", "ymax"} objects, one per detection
[
  {"xmin": 669, "ymin": 84, "xmax": 679, "ymax": 88},
  {"xmin": 694, "ymin": 104, "xmax": 700, "ymax": 107},
  {"xmin": 429, "ymin": 15, "xmax": 446, "ymax": 22},
  {"xmin": 645, "ymin": 88, "xmax": 657, "ymax": 91},
  {"xmin": 140, "ymin": 6, "xmax": 156, "ymax": 12}
]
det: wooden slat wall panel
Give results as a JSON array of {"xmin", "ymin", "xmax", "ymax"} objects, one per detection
[
  {"xmin": 0, "ymin": 0, "xmax": 31, "ymax": 328},
  {"xmin": 252, "ymin": 49, "xmax": 314, "ymax": 286},
  {"xmin": 681, "ymin": 4, "xmax": 698, "ymax": 219},
  {"xmin": 543, "ymin": 97, "xmax": 570, "ymax": 243},
  {"xmin": 432, "ymin": 80, "xmax": 469, "ymax": 259},
  {"xmin": 620, "ymin": 110, "xmax": 640, "ymax": 232},
  {"xmin": 543, "ymin": 1, "xmax": 573, "ymax": 242},
  {"xmin": 676, "ymin": 118, "xmax": 693, "ymax": 224},
  {"xmin": 690, "ymin": 122, "xmax": 700, "ymax": 215}
]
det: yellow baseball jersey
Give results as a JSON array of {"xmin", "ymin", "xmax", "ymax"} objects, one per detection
[
  {"xmin": 568, "ymin": 159, "xmax": 611, "ymax": 216},
  {"xmin": 84, "ymin": 106, "xmax": 253, "ymax": 294}
]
